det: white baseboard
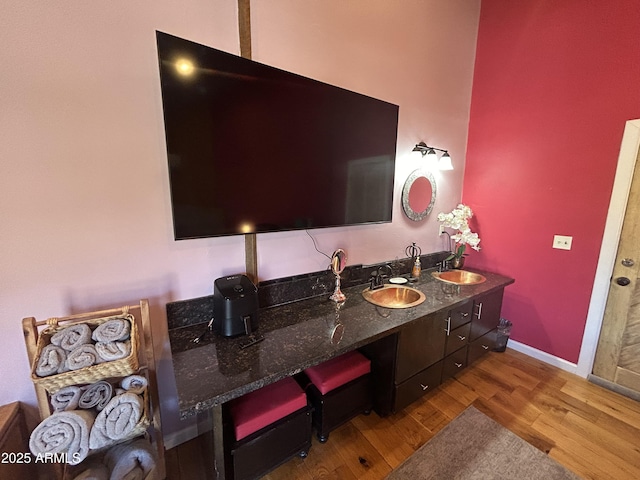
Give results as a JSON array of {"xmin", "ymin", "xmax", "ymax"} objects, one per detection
[{"xmin": 507, "ymin": 340, "xmax": 578, "ymax": 375}]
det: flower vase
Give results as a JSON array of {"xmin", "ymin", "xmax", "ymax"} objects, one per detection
[{"xmin": 451, "ymin": 256, "xmax": 465, "ymax": 269}]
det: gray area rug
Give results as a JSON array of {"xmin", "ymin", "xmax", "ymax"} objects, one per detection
[{"xmin": 386, "ymin": 406, "xmax": 581, "ymax": 479}]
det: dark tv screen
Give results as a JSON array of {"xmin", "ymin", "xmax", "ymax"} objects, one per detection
[{"xmin": 156, "ymin": 31, "xmax": 399, "ymax": 239}]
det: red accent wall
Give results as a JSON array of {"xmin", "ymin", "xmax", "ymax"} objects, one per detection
[{"xmin": 464, "ymin": 0, "xmax": 640, "ymax": 363}]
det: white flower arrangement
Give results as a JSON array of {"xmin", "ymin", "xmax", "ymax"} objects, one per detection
[{"xmin": 437, "ymin": 204, "xmax": 481, "ymax": 261}]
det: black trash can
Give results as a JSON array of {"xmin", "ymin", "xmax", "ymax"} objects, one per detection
[{"xmin": 493, "ymin": 318, "xmax": 512, "ymax": 352}]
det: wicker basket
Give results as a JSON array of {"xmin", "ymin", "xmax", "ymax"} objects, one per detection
[{"xmin": 30, "ymin": 313, "xmax": 139, "ymax": 393}]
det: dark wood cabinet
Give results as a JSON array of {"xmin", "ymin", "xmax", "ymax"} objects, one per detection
[
  {"xmin": 449, "ymin": 300, "xmax": 473, "ymax": 331},
  {"xmin": 445, "ymin": 323, "xmax": 470, "ymax": 356},
  {"xmin": 442, "ymin": 345, "xmax": 468, "ymax": 380},
  {"xmin": 394, "ymin": 361, "xmax": 443, "ymax": 412},
  {"xmin": 442, "ymin": 300, "xmax": 472, "ymax": 381},
  {"xmin": 469, "ymin": 329, "xmax": 498, "ymax": 364},
  {"xmin": 0, "ymin": 402, "xmax": 38, "ymax": 479},
  {"xmin": 470, "ymin": 289, "xmax": 504, "ymax": 341},
  {"xmin": 361, "ymin": 311, "xmax": 447, "ymax": 416},
  {"xmin": 395, "ymin": 311, "xmax": 447, "ymax": 382},
  {"xmin": 362, "ymin": 287, "xmax": 505, "ymax": 416}
]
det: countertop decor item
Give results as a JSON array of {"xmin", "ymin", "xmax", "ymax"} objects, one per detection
[
  {"xmin": 389, "ymin": 277, "xmax": 408, "ymax": 284},
  {"xmin": 406, "ymin": 242, "xmax": 423, "ymax": 279},
  {"xmin": 329, "ymin": 249, "xmax": 347, "ymax": 303},
  {"xmin": 437, "ymin": 203, "xmax": 481, "ymax": 268}
]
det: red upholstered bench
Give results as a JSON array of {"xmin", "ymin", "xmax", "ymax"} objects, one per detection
[
  {"xmin": 227, "ymin": 377, "xmax": 312, "ymax": 480},
  {"xmin": 303, "ymin": 350, "xmax": 373, "ymax": 442}
]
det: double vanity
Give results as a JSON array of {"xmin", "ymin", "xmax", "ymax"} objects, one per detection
[
  {"xmin": 168, "ymin": 263, "xmax": 514, "ymax": 478},
  {"xmin": 360, "ymin": 280, "xmax": 505, "ymax": 415}
]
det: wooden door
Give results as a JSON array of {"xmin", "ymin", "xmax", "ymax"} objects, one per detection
[{"xmin": 593, "ymin": 144, "xmax": 640, "ymax": 392}]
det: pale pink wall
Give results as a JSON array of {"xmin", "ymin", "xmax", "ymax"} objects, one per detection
[
  {"xmin": 0, "ymin": 1, "xmax": 480, "ymax": 442},
  {"xmin": 0, "ymin": 0, "xmax": 241, "ymax": 440},
  {"xmin": 464, "ymin": 0, "xmax": 640, "ymax": 363},
  {"xmin": 250, "ymin": 0, "xmax": 481, "ymax": 279}
]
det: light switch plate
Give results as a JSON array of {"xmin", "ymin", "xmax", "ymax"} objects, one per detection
[{"xmin": 553, "ymin": 235, "xmax": 573, "ymax": 250}]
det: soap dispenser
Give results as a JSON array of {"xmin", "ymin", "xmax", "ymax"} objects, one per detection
[
  {"xmin": 406, "ymin": 242, "xmax": 422, "ymax": 280},
  {"xmin": 411, "ymin": 255, "xmax": 422, "ymax": 279}
]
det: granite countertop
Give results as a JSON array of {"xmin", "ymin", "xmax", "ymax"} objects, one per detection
[{"xmin": 169, "ymin": 269, "xmax": 514, "ymax": 419}]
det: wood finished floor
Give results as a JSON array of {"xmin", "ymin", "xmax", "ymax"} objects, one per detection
[{"xmin": 165, "ymin": 348, "xmax": 640, "ymax": 480}]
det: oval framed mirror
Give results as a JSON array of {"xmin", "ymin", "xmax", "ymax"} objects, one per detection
[
  {"xmin": 401, "ymin": 169, "xmax": 437, "ymax": 221},
  {"xmin": 329, "ymin": 249, "xmax": 347, "ymax": 303},
  {"xmin": 330, "ymin": 249, "xmax": 347, "ymax": 275}
]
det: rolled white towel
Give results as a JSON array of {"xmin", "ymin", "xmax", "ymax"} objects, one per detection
[
  {"xmin": 36, "ymin": 344, "xmax": 68, "ymax": 377},
  {"xmin": 51, "ymin": 323, "xmax": 92, "ymax": 351},
  {"xmin": 104, "ymin": 438, "xmax": 159, "ymax": 480},
  {"xmin": 92, "ymin": 318, "xmax": 131, "ymax": 343},
  {"xmin": 51, "ymin": 385, "xmax": 83, "ymax": 412},
  {"xmin": 89, "ymin": 392, "xmax": 143, "ymax": 450},
  {"xmin": 29, "ymin": 410, "xmax": 95, "ymax": 466},
  {"xmin": 67, "ymin": 344, "xmax": 102, "ymax": 370},
  {"xmin": 79, "ymin": 380, "xmax": 113, "ymax": 411},
  {"xmin": 120, "ymin": 375, "xmax": 148, "ymax": 394},
  {"xmin": 95, "ymin": 340, "xmax": 131, "ymax": 362}
]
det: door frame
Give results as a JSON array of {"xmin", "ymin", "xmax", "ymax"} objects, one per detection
[{"xmin": 577, "ymin": 119, "xmax": 640, "ymax": 377}]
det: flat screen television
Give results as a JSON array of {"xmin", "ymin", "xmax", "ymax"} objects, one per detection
[{"xmin": 156, "ymin": 31, "xmax": 399, "ymax": 240}]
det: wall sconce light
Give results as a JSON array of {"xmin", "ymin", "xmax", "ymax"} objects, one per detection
[{"xmin": 412, "ymin": 142, "xmax": 454, "ymax": 170}]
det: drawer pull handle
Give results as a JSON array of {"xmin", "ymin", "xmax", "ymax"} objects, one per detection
[
  {"xmin": 455, "ymin": 362, "xmax": 463, "ymax": 368},
  {"xmin": 460, "ymin": 312, "xmax": 469, "ymax": 317},
  {"xmin": 475, "ymin": 302, "xmax": 483, "ymax": 319},
  {"xmin": 457, "ymin": 335, "xmax": 466, "ymax": 341},
  {"xmin": 420, "ymin": 383, "xmax": 430, "ymax": 391},
  {"xmin": 482, "ymin": 345, "xmax": 489, "ymax": 350}
]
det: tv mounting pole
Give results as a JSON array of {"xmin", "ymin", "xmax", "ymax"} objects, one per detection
[{"xmin": 238, "ymin": 0, "xmax": 258, "ymax": 284}]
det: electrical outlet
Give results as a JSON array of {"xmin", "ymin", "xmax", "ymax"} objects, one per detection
[
  {"xmin": 439, "ymin": 225, "xmax": 445, "ymax": 235},
  {"xmin": 553, "ymin": 235, "xmax": 573, "ymax": 250}
]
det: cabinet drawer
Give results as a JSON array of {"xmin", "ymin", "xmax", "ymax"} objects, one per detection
[
  {"xmin": 445, "ymin": 323, "xmax": 470, "ymax": 356},
  {"xmin": 442, "ymin": 346, "xmax": 468, "ymax": 380},
  {"xmin": 468, "ymin": 329, "xmax": 497, "ymax": 365},
  {"xmin": 394, "ymin": 361, "xmax": 443, "ymax": 412},
  {"xmin": 449, "ymin": 301, "xmax": 473, "ymax": 330}
]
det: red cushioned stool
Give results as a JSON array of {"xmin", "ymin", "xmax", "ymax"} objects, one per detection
[
  {"xmin": 303, "ymin": 350, "xmax": 372, "ymax": 443},
  {"xmin": 227, "ymin": 377, "xmax": 312, "ymax": 480}
]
